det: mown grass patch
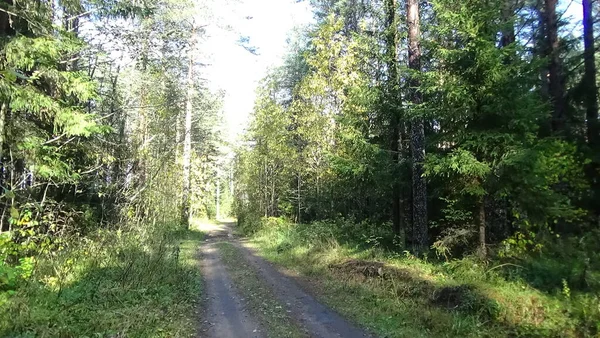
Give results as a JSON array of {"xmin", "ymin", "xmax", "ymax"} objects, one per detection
[
  {"xmin": 246, "ymin": 218, "xmax": 598, "ymax": 337},
  {"xmin": 0, "ymin": 226, "xmax": 204, "ymax": 337},
  {"xmin": 216, "ymin": 242, "xmax": 306, "ymax": 338}
]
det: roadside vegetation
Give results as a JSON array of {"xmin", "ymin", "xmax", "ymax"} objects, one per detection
[
  {"xmin": 243, "ymin": 218, "xmax": 600, "ymax": 337},
  {"xmin": 0, "ymin": 0, "xmax": 226, "ymax": 336},
  {"xmin": 234, "ymin": 0, "xmax": 600, "ymax": 337},
  {"xmin": 0, "ymin": 226, "xmax": 204, "ymax": 337}
]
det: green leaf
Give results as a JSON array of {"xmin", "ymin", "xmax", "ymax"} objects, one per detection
[
  {"xmin": 3, "ymin": 189, "xmax": 15, "ymax": 200},
  {"xmin": 10, "ymin": 207, "xmax": 19, "ymax": 220}
]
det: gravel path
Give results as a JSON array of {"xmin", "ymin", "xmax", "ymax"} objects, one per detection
[
  {"xmin": 198, "ymin": 225, "xmax": 263, "ymax": 338},
  {"xmin": 197, "ymin": 221, "xmax": 370, "ymax": 338}
]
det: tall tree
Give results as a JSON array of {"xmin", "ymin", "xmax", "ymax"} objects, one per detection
[
  {"xmin": 583, "ymin": 0, "xmax": 598, "ymax": 147},
  {"xmin": 181, "ymin": 25, "xmax": 197, "ymax": 228},
  {"xmin": 583, "ymin": 0, "xmax": 599, "ymax": 219},
  {"xmin": 384, "ymin": 0, "xmax": 402, "ymax": 237},
  {"xmin": 544, "ymin": 0, "xmax": 566, "ymax": 133},
  {"xmin": 407, "ymin": 0, "xmax": 428, "ymax": 253},
  {"xmin": 501, "ymin": 0, "xmax": 517, "ymax": 48}
]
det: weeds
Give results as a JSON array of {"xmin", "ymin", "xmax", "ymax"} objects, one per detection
[
  {"xmin": 0, "ymin": 225, "xmax": 203, "ymax": 337},
  {"xmin": 246, "ymin": 217, "xmax": 600, "ymax": 337}
]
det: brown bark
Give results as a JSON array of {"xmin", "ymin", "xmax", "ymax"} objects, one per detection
[
  {"xmin": 583, "ymin": 0, "xmax": 599, "ymax": 148},
  {"xmin": 181, "ymin": 26, "xmax": 196, "ymax": 228},
  {"xmin": 0, "ymin": 0, "xmax": 14, "ymax": 36},
  {"xmin": 176, "ymin": 111, "xmax": 182, "ymax": 162},
  {"xmin": 537, "ymin": 6, "xmax": 550, "ymax": 104},
  {"xmin": 501, "ymin": 0, "xmax": 516, "ymax": 48},
  {"xmin": 478, "ymin": 195, "xmax": 487, "ymax": 259},
  {"xmin": 0, "ymin": 102, "xmax": 5, "ymax": 163},
  {"xmin": 544, "ymin": 0, "xmax": 566, "ymax": 132},
  {"xmin": 407, "ymin": 0, "xmax": 428, "ymax": 254},
  {"xmin": 0, "ymin": 102, "xmax": 5, "ymax": 231},
  {"xmin": 385, "ymin": 0, "xmax": 403, "ymax": 238},
  {"xmin": 583, "ymin": 0, "xmax": 599, "ymax": 219}
]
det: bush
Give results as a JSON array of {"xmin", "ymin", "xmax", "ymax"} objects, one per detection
[
  {"xmin": 247, "ymin": 216, "xmax": 600, "ymax": 337},
  {"xmin": 0, "ymin": 224, "xmax": 202, "ymax": 337}
]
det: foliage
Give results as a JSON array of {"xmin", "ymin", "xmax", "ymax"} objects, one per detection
[
  {"xmin": 0, "ymin": 0, "xmax": 223, "ymax": 335},
  {"xmin": 0, "ymin": 225, "xmax": 203, "ymax": 337},
  {"xmin": 235, "ymin": 0, "xmax": 597, "ymax": 260},
  {"xmin": 248, "ymin": 217, "xmax": 600, "ymax": 337}
]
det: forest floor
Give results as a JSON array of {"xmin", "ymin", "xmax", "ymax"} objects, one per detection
[{"xmin": 196, "ymin": 221, "xmax": 370, "ymax": 338}]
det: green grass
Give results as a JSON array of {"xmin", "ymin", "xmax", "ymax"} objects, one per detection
[
  {"xmin": 245, "ymin": 218, "xmax": 599, "ymax": 338},
  {"xmin": 216, "ymin": 242, "xmax": 306, "ymax": 338},
  {"xmin": 0, "ymin": 226, "xmax": 204, "ymax": 337}
]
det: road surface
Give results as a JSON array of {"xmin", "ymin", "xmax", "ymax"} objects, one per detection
[{"xmin": 197, "ymin": 221, "xmax": 370, "ymax": 338}]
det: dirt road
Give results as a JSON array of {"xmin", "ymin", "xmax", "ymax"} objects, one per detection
[{"xmin": 197, "ymin": 221, "xmax": 370, "ymax": 338}]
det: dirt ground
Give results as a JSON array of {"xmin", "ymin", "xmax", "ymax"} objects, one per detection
[{"xmin": 197, "ymin": 221, "xmax": 370, "ymax": 338}]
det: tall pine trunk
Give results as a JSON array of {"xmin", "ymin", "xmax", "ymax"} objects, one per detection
[
  {"xmin": 583, "ymin": 0, "xmax": 599, "ymax": 219},
  {"xmin": 181, "ymin": 27, "xmax": 196, "ymax": 228},
  {"xmin": 583, "ymin": 0, "xmax": 598, "ymax": 147},
  {"xmin": 536, "ymin": 7, "xmax": 550, "ymax": 119},
  {"xmin": 0, "ymin": 102, "xmax": 6, "ymax": 232},
  {"xmin": 385, "ymin": 0, "xmax": 403, "ymax": 239},
  {"xmin": 0, "ymin": 102, "xmax": 5, "ymax": 166},
  {"xmin": 501, "ymin": 0, "xmax": 516, "ymax": 48},
  {"xmin": 407, "ymin": 0, "xmax": 428, "ymax": 254},
  {"xmin": 544, "ymin": 0, "xmax": 566, "ymax": 133},
  {"xmin": 478, "ymin": 194, "xmax": 487, "ymax": 259}
]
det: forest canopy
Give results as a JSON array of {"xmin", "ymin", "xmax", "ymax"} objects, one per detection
[
  {"xmin": 236, "ymin": 0, "xmax": 599, "ymax": 259},
  {"xmin": 0, "ymin": 0, "xmax": 599, "ymax": 336},
  {"xmin": 0, "ymin": 0, "xmax": 228, "ymax": 335}
]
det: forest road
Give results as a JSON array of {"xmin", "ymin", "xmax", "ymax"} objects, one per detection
[
  {"xmin": 198, "ymin": 222, "xmax": 263, "ymax": 338},
  {"xmin": 197, "ymin": 221, "xmax": 371, "ymax": 338}
]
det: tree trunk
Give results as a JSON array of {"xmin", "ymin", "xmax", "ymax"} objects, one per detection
[
  {"xmin": 544, "ymin": 0, "xmax": 566, "ymax": 133},
  {"xmin": 0, "ymin": 1, "xmax": 14, "ymax": 37},
  {"xmin": 0, "ymin": 102, "xmax": 5, "ymax": 232},
  {"xmin": 478, "ymin": 195, "xmax": 486, "ymax": 259},
  {"xmin": 537, "ymin": 7, "xmax": 550, "ymax": 95},
  {"xmin": 181, "ymin": 27, "xmax": 196, "ymax": 228},
  {"xmin": 392, "ymin": 127, "xmax": 402, "ymax": 235},
  {"xmin": 583, "ymin": 0, "xmax": 599, "ymax": 219},
  {"xmin": 297, "ymin": 173, "xmax": 301, "ymax": 223},
  {"xmin": 583, "ymin": 0, "xmax": 599, "ymax": 148},
  {"xmin": 137, "ymin": 21, "xmax": 150, "ymax": 189},
  {"xmin": 216, "ymin": 176, "xmax": 220, "ymax": 220},
  {"xmin": 271, "ymin": 176, "xmax": 276, "ymax": 217},
  {"xmin": 63, "ymin": 5, "xmax": 81, "ymax": 71},
  {"xmin": 501, "ymin": 0, "xmax": 516, "ymax": 48},
  {"xmin": 407, "ymin": 0, "xmax": 428, "ymax": 254},
  {"xmin": 176, "ymin": 111, "xmax": 182, "ymax": 162},
  {"xmin": 0, "ymin": 102, "xmax": 5, "ymax": 166},
  {"xmin": 385, "ymin": 0, "xmax": 403, "ymax": 238}
]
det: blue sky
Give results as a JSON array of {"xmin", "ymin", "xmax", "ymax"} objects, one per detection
[
  {"xmin": 201, "ymin": 0, "xmax": 585, "ymax": 142},
  {"xmin": 562, "ymin": 1, "xmax": 583, "ymax": 37}
]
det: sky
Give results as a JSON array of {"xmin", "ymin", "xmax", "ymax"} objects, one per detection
[
  {"xmin": 561, "ymin": 0, "xmax": 583, "ymax": 37},
  {"xmin": 200, "ymin": 0, "xmax": 585, "ymax": 144},
  {"xmin": 200, "ymin": 0, "xmax": 314, "ymax": 143}
]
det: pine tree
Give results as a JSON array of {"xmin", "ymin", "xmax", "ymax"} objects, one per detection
[{"xmin": 407, "ymin": 0, "xmax": 428, "ymax": 254}]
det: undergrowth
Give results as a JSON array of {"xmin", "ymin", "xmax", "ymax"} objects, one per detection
[
  {"xmin": 0, "ymin": 225, "xmax": 204, "ymax": 337},
  {"xmin": 245, "ymin": 217, "xmax": 600, "ymax": 337}
]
